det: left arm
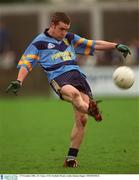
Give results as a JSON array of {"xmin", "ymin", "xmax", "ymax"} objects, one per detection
[
  {"xmin": 71, "ymin": 33, "xmax": 131, "ymax": 58},
  {"xmin": 94, "ymin": 40, "xmax": 117, "ymax": 50},
  {"xmin": 94, "ymin": 40, "xmax": 131, "ymax": 57}
]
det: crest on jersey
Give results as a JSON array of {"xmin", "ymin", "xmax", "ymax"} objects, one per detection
[
  {"xmin": 63, "ymin": 39, "xmax": 70, "ymax": 46},
  {"xmin": 48, "ymin": 43, "xmax": 55, "ymax": 49}
]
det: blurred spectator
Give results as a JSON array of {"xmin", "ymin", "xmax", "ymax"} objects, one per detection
[
  {"xmin": 95, "ymin": 51, "xmax": 106, "ymax": 65},
  {"xmin": 111, "ymin": 49, "xmax": 123, "ymax": 65},
  {"xmin": 0, "ymin": 19, "xmax": 16, "ymax": 70},
  {"xmin": 124, "ymin": 40, "xmax": 136, "ymax": 66},
  {"xmin": 76, "ymin": 55, "xmax": 89, "ymax": 66},
  {"xmin": 95, "ymin": 39, "xmax": 121, "ymax": 66}
]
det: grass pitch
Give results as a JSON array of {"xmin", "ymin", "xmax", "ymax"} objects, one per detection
[{"xmin": 0, "ymin": 97, "xmax": 139, "ymax": 174}]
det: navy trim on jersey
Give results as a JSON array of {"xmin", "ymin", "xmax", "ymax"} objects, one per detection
[
  {"xmin": 65, "ymin": 32, "xmax": 74, "ymax": 43},
  {"xmin": 42, "ymin": 60, "xmax": 77, "ymax": 71},
  {"xmin": 33, "ymin": 40, "xmax": 69, "ymax": 51}
]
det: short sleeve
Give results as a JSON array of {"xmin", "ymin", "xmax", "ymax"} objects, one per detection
[
  {"xmin": 17, "ymin": 44, "xmax": 40, "ymax": 71},
  {"xmin": 72, "ymin": 34, "xmax": 96, "ymax": 55}
]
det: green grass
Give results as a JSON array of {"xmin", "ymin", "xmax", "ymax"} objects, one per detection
[{"xmin": 0, "ymin": 97, "xmax": 139, "ymax": 174}]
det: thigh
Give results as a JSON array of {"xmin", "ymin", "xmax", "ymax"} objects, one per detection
[{"xmin": 60, "ymin": 84, "xmax": 81, "ymax": 102}]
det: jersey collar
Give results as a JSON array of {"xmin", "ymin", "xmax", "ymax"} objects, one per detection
[{"xmin": 44, "ymin": 28, "xmax": 61, "ymax": 42}]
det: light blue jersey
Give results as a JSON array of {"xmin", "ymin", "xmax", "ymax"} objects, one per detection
[{"xmin": 17, "ymin": 30, "xmax": 96, "ymax": 82}]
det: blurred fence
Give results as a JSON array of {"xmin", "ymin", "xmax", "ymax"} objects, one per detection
[{"xmin": 0, "ymin": 1, "xmax": 138, "ymax": 96}]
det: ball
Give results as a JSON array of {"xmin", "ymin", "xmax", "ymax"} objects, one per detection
[{"xmin": 112, "ymin": 66, "xmax": 135, "ymax": 89}]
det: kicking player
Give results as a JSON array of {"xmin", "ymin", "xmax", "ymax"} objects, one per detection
[{"xmin": 6, "ymin": 12, "xmax": 131, "ymax": 168}]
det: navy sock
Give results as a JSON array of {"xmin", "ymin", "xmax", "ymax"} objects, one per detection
[{"xmin": 67, "ymin": 148, "xmax": 79, "ymax": 158}]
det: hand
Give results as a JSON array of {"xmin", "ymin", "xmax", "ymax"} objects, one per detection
[
  {"xmin": 6, "ymin": 80, "xmax": 21, "ymax": 95},
  {"xmin": 116, "ymin": 44, "xmax": 131, "ymax": 58}
]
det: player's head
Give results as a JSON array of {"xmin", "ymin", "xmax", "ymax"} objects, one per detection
[{"xmin": 49, "ymin": 12, "xmax": 71, "ymax": 40}]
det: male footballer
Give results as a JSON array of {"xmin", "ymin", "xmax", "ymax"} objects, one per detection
[{"xmin": 6, "ymin": 12, "xmax": 131, "ymax": 167}]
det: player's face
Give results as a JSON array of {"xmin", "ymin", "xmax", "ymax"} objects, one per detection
[{"xmin": 52, "ymin": 22, "xmax": 70, "ymax": 40}]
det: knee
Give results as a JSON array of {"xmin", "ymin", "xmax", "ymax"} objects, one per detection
[
  {"xmin": 76, "ymin": 114, "xmax": 88, "ymax": 128},
  {"xmin": 71, "ymin": 90, "xmax": 80, "ymax": 100}
]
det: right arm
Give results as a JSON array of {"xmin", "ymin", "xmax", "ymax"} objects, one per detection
[
  {"xmin": 6, "ymin": 44, "xmax": 39, "ymax": 94},
  {"xmin": 17, "ymin": 66, "xmax": 29, "ymax": 85},
  {"xmin": 6, "ymin": 67, "xmax": 29, "ymax": 94}
]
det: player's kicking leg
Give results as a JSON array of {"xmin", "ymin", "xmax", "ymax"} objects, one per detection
[{"xmin": 60, "ymin": 84, "xmax": 102, "ymax": 121}]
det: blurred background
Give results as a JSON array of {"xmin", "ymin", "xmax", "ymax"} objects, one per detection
[{"xmin": 0, "ymin": 0, "xmax": 138, "ymax": 97}]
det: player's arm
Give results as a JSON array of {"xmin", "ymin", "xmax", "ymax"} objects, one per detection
[
  {"xmin": 6, "ymin": 67, "xmax": 28, "ymax": 95},
  {"xmin": 71, "ymin": 33, "xmax": 131, "ymax": 58},
  {"xmin": 6, "ymin": 44, "xmax": 39, "ymax": 95},
  {"xmin": 94, "ymin": 40, "xmax": 116, "ymax": 50},
  {"xmin": 94, "ymin": 40, "xmax": 131, "ymax": 58},
  {"xmin": 17, "ymin": 66, "xmax": 28, "ymax": 85}
]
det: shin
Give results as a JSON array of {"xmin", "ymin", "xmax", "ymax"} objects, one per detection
[{"xmin": 70, "ymin": 112, "xmax": 88, "ymax": 149}]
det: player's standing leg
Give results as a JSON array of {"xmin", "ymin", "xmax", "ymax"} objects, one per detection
[
  {"xmin": 64, "ymin": 92, "xmax": 89, "ymax": 167},
  {"xmin": 61, "ymin": 84, "xmax": 102, "ymax": 167}
]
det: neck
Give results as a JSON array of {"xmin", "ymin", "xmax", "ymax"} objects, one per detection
[
  {"xmin": 47, "ymin": 28, "xmax": 54, "ymax": 37},
  {"xmin": 47, "ymin": 28, "xmax": 62, "ymax": 41}
]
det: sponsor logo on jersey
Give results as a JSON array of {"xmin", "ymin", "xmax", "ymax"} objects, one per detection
[{"xmin": 51, "ymin": 51, "xmax": 73, "ymax": 61}]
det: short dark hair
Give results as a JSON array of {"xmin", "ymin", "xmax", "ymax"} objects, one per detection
[{"xmin": 50, "ymin": 12, "xmax": 71, "ymax": 25}]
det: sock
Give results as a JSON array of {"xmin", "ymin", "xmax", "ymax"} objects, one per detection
[{"xmin": 67, "ymin": 148, "xmax": 79, "ymax": 159}]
